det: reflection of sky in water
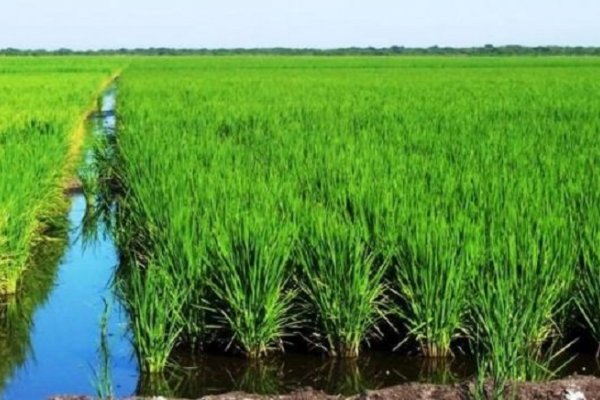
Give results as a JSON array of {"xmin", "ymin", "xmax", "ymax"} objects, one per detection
[
  {"xmin": 102, "ymin": 87, "xmax": 117, "ymax": 134},
  {"xmin": 1, "ymin": 195, "xmax": 138, "ymax": 399},
  {"xmin": 101, "ymin": 88, "xmax": 116, "ymax": 113}
]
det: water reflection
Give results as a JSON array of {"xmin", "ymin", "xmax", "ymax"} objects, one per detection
[
  {"xmin": 134, "ymin": 352, "xmax": 478, "ymax": 398},
  {"xmin": 0, "ymin": 195, "xmax": 137, "ymax": 399},
  {"xmin": 0, "ymin": 229, "xmax": 66, "ymax": 394}
]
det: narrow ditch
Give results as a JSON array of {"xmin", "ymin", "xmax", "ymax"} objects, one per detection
[{"xmin": 0, "ymin": 88, "xmax": 137, "ymax": 399}]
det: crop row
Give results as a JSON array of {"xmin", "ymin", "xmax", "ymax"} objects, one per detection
[{"xmin": 93, "ymin": 58, "xmax": 600, "ymax": 395}]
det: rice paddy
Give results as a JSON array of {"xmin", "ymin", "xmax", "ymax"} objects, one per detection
[
  {"xmin": 103, "ymin": 56, "xmax": 600, "ymax": 386},
  {"xmin": 0, "ymin": 57, "xmax": 122, "ymax": 295},
  {"xmin": 2, "ymin": 56, "xmax": 600, "ymax": 398}
]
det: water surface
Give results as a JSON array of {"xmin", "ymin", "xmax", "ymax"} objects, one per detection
[{"xmin": 0, "ymin": 195, "xmax": 137, "ymax": 400}]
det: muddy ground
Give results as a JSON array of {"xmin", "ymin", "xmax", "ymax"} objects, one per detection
[{"xmin": 50, "ymin": 375, "xmax": 600, "ymax": 399}]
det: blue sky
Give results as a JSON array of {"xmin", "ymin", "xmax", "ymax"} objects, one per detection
[{"xmin": 1, "ymin": 0, "xmax": 598, "ymax": 49}]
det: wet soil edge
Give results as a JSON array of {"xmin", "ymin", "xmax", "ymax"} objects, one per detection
[{"xmin": 50, "ymin": 375, "xmax": 600, "ymax": 400}]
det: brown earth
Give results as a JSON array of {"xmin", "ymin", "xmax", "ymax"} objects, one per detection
[
  {"xmin": 63, "ymin": 177, "xmax": 83, "ymax": 195},
  {"xmin": 50, "ymin": 375, "xmax": 600, "ymax": 400}
]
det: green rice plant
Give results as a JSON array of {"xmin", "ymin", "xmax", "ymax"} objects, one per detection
[
  {"xmin": 91, "ymin": 298, "xmax": 114, "ymax": 400},
  {"xmin": 297, "ymin": 210, "xmax": 388, "ymax": 357},
  {"xmin": 111, "ymin": 159, "xmax": 213, "ymax": 348},
  {"xmin": 393, "ymin": 211, "xmax": 476, "ymax": 357},
  {"xmin": 163, "ymin": 229, "xmax": 210, "ymax": 350},
  {"xmin": 0, "ymin": 212, "xmax": 9, "ymax": 284},
  {"xmin": 0, "ymin": 57, "xmax": 123, "ymax": 295},
  {"xmin": 79, "ymin": 123, "xmax": 121, "ymax": 248},
  {"xmin": 119, "ymin": 258, "xmax": 188, "ymax": 374},
  {"xmin": 575, "ymin": 188, "xmax": 600, "ymax": 351},
  {"xmin": 110, "ymin": 56, "xmax": 600, "ymax": 383},
  {"xmin": 207, "ymin": 210, "xmax": 298, "ymax": 358},
  {"xmin": 472, "ymin": 206, "xmax": 576, "ymax": 394}
]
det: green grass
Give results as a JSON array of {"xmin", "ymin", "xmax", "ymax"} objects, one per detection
[
  {"xmin": 91, "ymin": 56, "xmax": 600, "ymax": 386},
  {"xmin": 119, "ymin": 258, "xmax": 187, "ymax": 373},
  {"xmin": 0, "ymin": 57, "xmax": 123, "ymax": 295},
  {"xmin": 208, "ymin": 208, "xmax": 298, "ymax": 358},
  {"xmin": 91, "ymin": 298, "xmax": 114, "ymax": 400},
  {"xmin": 393, "ymin": 210, "xmax": 476, "ymax": 357},
  {"xmin": 297, "ymin": 211, "xmax": 389, "ymax": 357},
  {"xmin": 576, "ymin": 178, "xmax": 600, "ymax": 350}
]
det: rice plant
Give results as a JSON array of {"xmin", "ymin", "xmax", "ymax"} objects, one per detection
[
  {"xmin": 207, "ymin": 210, "xmax": 298, "ymax": 358},
  {"xmin": 472, "ymin": 202, "xmax": 577, "ymax": 394},
  {"xmin": 575, "ymin": 185, "xmax": 600, "ymax": 351},
  {"xmin": 118, "ymin": 258, "xmax": 188, "ymax": 374},
  {"xmin": 297, "ymin": 210, "xmax": 389, "ymax": 357},
  {"xmin": 108, "ymin": 56, "xmax": 600, "ymax": 387},
  {"xmin": 0, "ymin": 57, "xmax": 123, "ymax": 295},
  {"xmin": 393, "ymin": 211, "xmax": 476, "ymax": 357},
  {"xmin": 91, "ymin": 298, "xmax": 114, "ymax": 400}
]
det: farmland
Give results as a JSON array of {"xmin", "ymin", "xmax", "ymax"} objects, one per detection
[
  {"xmin": 101, "ymin": 57, "xmax": 600, "ymax": 393},
  {"xmin": 2, "ymin": 56, "xmax": 600, "ymax": 399},
  {"xmin": 0, "ymin": 57, "xmax": 122, "ymax": 295}
]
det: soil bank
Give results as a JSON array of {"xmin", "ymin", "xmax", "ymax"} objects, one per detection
[{"xmin": 50, "ymin": 375, "xmax": 600, "ymax": 400}]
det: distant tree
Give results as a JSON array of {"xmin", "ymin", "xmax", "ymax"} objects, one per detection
[{"xmin": 2, "ymin": 45, "xmax": 600, "ymax": 56}]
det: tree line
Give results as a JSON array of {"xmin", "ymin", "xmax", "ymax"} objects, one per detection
[{"xmin": 2, "ymin": 45, "xmax": 600, "ymax": 56}]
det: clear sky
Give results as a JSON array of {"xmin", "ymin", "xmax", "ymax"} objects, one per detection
[{"xmin": 1, "ymin": 0, "xmax": 599, "ymax": 50}]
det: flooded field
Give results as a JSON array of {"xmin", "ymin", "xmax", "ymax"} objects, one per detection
[{"xmin": 2, "ymin": 57, "xmax": 600, "ymax": 399}]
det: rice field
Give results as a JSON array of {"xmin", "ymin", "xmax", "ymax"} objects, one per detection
[
  {"xmin": 2, "ymin": 55, "xmax": 600, "ymax": 398},
  {"xmin": 96, "ymin": 56, "xmax": 600, "ymax": 394},
  {"xmin": 0, "ymin": 57, "xmax": 122, "ymax": 295}
]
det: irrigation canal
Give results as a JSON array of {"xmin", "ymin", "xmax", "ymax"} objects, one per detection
[{"xmin": 0, "ymin": 89, "xmax": 137, "ymax": 399}]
